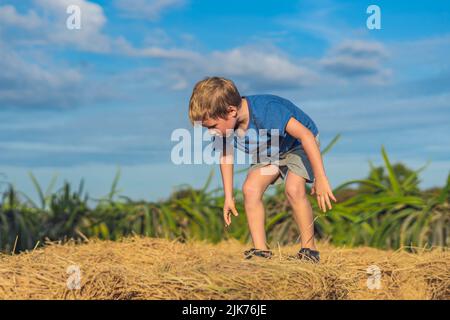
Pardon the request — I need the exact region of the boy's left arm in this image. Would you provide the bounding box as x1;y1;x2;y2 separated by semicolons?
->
285;117;337;212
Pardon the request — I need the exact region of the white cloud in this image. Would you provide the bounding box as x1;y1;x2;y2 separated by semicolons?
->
0;142;110;153
276;1;365;44
209;47;317;86
329;40;388;59
0;1;195;58
0;1;196;109
157;39;393;92
114;0;186;21
0;0;110;52
388;33;450;82
0;38;84;109
0;5;42;29
320;40;392;83
116;37;200;60
142;28;172;46
35;0;111;52
160;44;320;91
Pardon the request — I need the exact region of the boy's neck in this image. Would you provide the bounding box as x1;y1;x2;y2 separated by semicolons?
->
234;97;250;137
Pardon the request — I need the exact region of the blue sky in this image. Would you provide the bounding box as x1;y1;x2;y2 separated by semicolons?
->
0;0;449;203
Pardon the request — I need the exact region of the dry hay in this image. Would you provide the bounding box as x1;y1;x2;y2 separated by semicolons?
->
0;236;448;300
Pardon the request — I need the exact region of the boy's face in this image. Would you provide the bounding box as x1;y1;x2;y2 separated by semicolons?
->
202;106;238;137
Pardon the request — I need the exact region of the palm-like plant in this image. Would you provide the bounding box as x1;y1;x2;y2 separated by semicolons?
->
0;136;448;253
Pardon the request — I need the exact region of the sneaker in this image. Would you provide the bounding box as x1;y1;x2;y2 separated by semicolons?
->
297;248;320;263
244;248;273;259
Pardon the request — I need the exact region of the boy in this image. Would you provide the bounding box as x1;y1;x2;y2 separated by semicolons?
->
188;76;337;263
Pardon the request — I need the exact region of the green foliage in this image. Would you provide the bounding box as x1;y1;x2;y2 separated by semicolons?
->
0;137;448;253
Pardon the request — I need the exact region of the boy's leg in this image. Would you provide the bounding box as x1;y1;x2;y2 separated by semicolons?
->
284;170;317;250
242;164;280;250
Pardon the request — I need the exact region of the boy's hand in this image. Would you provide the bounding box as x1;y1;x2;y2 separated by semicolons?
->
223;196;239;227
310;175;338;213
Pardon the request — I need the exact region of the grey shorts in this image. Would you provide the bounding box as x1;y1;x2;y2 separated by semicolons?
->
248;134;320;185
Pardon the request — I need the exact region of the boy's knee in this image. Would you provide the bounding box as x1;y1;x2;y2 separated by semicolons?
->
242;182;264;200
285;183;307;201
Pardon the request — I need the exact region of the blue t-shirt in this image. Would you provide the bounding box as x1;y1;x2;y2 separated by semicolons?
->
212;94;318;161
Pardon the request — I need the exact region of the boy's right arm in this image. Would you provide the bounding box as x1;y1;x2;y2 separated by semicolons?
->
219;143;239;227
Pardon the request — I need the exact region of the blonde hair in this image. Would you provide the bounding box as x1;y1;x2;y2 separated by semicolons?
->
188;76;242;126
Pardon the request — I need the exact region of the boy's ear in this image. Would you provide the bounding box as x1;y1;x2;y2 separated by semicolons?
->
227;105;238;117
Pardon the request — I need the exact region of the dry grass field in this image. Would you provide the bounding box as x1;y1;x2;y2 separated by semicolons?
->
0;236;448;300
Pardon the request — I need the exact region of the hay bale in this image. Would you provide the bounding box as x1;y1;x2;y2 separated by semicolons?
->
0;236;448;300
